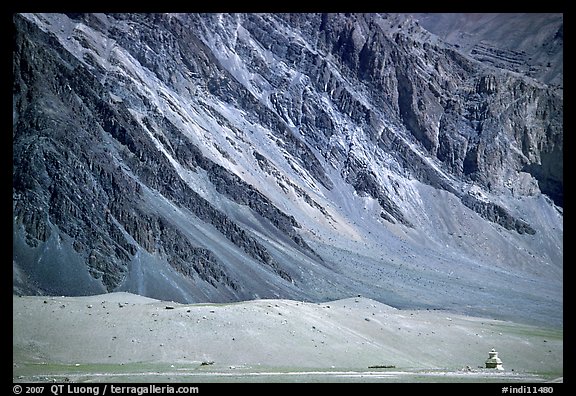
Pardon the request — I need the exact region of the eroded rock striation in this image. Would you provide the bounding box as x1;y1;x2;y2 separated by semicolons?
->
13;13;562;326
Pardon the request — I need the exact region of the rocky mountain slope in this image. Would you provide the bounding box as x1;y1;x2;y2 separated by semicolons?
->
13;13;563;326
409;13;563;89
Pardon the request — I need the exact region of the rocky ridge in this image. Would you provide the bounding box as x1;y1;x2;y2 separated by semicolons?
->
13;13;562;326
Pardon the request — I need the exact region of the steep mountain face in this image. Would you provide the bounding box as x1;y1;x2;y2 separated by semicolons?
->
409;13;563;89
13;13;562;326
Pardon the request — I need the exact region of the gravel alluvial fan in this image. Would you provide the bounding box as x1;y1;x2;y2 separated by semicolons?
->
12;13;562;326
